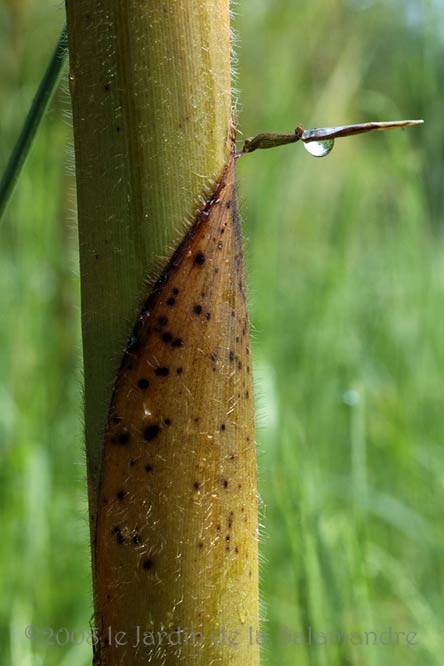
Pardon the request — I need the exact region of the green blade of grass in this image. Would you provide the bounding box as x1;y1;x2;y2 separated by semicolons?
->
0;26;68;221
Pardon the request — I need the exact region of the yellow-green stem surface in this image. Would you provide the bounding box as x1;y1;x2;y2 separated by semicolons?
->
66;1;232;512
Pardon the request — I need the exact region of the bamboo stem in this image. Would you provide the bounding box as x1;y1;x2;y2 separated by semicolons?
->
65;1;232;508
66;2;259;664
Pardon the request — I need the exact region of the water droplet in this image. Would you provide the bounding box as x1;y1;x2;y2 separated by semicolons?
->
303;138;334;158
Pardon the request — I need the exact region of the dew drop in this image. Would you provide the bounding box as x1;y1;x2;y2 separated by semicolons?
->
303;138;334;158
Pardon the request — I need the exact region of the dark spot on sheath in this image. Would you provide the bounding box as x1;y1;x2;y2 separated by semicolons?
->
130;459;136;466
158;316;168;327
162;332;173;343
172;338;184;347
216;524;221;531
138;378;150;389
116;125;121;133
220;424;226;431
235;546;239;553
195;252;205;265
229;350;235;362
193;304;202;315
113;431;130;445
116;490;125;501
142;558;154;570
112;527;125;544
226;535;230;541
222;479;229;489
226;200;231;209
172;288;179;295
155;367;170;376
193;481;200;491
164;418;171;426
112;416;122;424
104;83;111;91
144;424;161;441
177;367;183;375
231;310;235;318
238;361;242;370
210;352;218;363
166;297;175;306
198;542;204;549
145;464;154;473
245;390;250;399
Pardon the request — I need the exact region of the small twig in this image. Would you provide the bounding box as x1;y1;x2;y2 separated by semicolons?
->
238;119;424;156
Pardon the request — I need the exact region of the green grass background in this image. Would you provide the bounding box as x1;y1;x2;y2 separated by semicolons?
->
1;1;442;664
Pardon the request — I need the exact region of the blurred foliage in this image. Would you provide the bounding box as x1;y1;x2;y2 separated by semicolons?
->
1;1;443;665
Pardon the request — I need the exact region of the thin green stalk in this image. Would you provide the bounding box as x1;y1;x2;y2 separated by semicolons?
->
0;26;68;220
